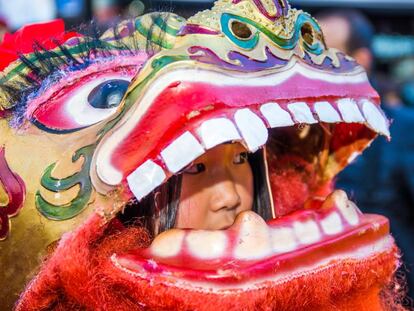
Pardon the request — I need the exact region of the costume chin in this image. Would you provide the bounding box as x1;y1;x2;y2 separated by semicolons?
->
17;215;400;310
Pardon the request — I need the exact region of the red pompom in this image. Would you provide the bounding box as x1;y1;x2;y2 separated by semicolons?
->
0;19;81;71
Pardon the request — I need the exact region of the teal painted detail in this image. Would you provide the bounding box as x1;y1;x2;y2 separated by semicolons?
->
35;144;95;220
220;13;324;55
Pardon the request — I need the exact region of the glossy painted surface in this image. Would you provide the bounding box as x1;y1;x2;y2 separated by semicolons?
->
0;0;397;308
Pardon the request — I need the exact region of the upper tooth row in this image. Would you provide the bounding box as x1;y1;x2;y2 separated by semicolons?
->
127;99;389;200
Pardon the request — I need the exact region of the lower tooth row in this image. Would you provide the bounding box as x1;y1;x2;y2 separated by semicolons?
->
186;230;228;260
320;212;343;235
293;219;321;245
149;197;361;261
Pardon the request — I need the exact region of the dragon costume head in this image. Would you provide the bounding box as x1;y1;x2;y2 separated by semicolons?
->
0;1;402;310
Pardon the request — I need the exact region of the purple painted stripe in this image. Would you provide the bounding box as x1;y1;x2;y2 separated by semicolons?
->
189;46;359;74
276;0;289;17
188;46;288;71
233;0;288;20
303;52;359;73
178;24;220;36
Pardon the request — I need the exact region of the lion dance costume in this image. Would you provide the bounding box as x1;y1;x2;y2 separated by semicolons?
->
0;0;405;310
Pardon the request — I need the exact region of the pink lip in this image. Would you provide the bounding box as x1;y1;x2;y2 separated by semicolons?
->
111;191;392;287
113;212;391;287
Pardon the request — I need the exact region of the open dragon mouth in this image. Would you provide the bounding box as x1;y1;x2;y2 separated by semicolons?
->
109;124;392;291
87;59;396;296
113;194;392;290
0;2;402;309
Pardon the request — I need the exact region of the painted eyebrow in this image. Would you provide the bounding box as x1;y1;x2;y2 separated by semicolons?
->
0;14;175;124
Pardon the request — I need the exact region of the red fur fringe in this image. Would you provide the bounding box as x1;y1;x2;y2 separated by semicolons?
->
16;214;403;311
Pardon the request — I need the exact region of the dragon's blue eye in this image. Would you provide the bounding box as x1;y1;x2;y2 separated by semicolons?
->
88;79;129;109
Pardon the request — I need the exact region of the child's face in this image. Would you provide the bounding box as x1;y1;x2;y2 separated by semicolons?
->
175;143;254;230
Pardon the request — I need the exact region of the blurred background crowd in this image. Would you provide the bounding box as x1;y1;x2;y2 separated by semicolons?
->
1;0;413;303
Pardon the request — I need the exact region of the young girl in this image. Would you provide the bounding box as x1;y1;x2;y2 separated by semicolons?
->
121;142;272;237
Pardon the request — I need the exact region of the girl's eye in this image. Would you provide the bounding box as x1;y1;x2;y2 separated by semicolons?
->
233;152;248;165
184;163;206;175
30;75;133;133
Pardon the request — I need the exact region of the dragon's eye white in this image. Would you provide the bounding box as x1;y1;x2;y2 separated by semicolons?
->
31;74;133;133
66;78;130;127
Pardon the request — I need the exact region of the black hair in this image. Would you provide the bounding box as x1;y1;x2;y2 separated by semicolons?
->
249;148;273;221
118;148;272;237
315;9;374;54
119;173;182;237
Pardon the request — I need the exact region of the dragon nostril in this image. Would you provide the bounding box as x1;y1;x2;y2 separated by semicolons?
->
231;20;253;40
301;23;314;46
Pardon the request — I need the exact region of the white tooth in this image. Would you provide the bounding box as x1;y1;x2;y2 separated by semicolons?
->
234;108;268;152
314;101;342;123
186;230;227;259
160;131;204;173
150;229;185;258
234;212;272;260
260;102;295;127
287;102;318;124
330;190;360;226
293;219;321;245
361;99;390;137
338;200;360;226
337;98;365;123
320;212;343;235
271;227;297;253
197;118;241;150
127;160;166;200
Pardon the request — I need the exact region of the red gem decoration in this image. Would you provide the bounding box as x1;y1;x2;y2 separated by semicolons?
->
0;146;26;240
